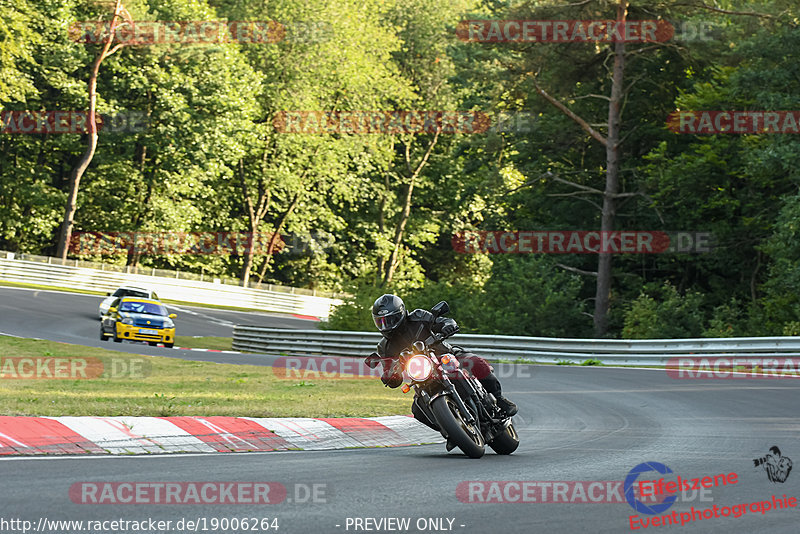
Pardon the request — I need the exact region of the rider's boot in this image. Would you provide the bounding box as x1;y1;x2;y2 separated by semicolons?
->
479;373;518;417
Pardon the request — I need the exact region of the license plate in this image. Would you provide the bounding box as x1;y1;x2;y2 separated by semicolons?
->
138;329;158;335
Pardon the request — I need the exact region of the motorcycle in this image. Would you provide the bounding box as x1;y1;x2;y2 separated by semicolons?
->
366;301;519;459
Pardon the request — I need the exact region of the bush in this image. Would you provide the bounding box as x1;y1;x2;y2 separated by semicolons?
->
322;255;590;337
622;283;706;339
702;298;749;337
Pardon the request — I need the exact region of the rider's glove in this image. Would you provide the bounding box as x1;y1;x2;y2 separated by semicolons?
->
381;373;403;388
440;322;459;338
381;360;403;388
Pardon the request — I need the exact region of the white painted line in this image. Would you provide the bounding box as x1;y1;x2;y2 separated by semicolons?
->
0;332;24;339
167;304;236;327
0;446;425;461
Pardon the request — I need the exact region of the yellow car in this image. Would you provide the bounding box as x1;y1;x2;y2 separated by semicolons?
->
100;297;177;347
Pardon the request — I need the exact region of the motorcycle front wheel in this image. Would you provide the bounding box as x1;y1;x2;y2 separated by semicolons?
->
431;396;485;459
488;421;519;455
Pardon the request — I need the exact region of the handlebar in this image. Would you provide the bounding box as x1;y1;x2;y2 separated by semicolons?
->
423;332;444;347
366;332;448;369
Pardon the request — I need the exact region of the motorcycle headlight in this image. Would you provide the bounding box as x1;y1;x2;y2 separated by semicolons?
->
121;317;133;325
406;354;433;381
163;319;174;328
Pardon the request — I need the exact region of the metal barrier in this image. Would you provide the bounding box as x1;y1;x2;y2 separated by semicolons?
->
0;256;341;319
232;326;800;365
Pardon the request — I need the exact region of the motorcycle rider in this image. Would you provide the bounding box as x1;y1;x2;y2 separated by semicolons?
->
369;294;518;431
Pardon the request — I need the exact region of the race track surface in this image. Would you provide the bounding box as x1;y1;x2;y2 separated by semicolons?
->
0;287;798;533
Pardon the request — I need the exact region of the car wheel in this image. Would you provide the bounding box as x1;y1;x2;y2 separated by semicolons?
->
113;328;122;343
165;343;174;348
99;327;107;341
148;342;158;347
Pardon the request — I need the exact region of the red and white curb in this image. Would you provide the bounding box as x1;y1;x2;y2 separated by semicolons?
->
0;415;443;456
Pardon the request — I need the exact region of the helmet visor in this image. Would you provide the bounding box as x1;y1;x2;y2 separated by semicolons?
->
373;310;403;332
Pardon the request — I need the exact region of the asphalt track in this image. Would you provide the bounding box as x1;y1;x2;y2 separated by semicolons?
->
0;285;312;362
0;286;799;533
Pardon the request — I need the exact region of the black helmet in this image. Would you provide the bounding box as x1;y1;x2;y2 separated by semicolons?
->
372;294;406;333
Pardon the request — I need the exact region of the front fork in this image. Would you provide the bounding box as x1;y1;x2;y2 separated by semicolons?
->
426;375;478;426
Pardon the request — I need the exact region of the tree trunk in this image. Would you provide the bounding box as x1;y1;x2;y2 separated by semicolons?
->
383;177;415;286
376;172;390;281
254;192;300;286
593;0;627;337
55;0;126;261
239;156;271;287
381;131;440;286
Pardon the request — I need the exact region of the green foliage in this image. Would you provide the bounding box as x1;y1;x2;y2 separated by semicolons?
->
325;255;588;337
623;284;706;339
322;279;391;332
703;298;753;338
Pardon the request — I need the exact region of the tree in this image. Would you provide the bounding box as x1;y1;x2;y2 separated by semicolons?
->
55;0;133;260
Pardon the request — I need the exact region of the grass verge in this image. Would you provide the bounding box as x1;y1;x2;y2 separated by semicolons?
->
0;336;408;418
173;336;233;351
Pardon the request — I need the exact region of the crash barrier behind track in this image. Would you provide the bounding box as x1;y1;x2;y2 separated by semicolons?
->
232;326;800;365
0;255;341;320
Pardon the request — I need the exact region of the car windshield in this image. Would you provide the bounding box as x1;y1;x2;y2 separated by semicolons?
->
119;301;167;316
113;288;149;298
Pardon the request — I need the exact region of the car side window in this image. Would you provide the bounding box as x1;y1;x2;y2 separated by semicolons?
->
152;292;159;300
112;289;124;297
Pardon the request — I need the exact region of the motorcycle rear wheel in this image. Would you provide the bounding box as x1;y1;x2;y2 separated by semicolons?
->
488;421;519;455
431;396;485;459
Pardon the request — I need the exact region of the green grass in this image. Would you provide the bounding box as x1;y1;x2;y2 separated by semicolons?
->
0;336;409;417
173;336;233;351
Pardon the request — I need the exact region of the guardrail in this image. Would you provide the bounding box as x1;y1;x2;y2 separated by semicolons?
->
232;326;800;366
0;256;341;319
0;250;341;298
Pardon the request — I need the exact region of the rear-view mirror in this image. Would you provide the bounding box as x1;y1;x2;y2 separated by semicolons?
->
430;301;449;317
168;313;177;319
